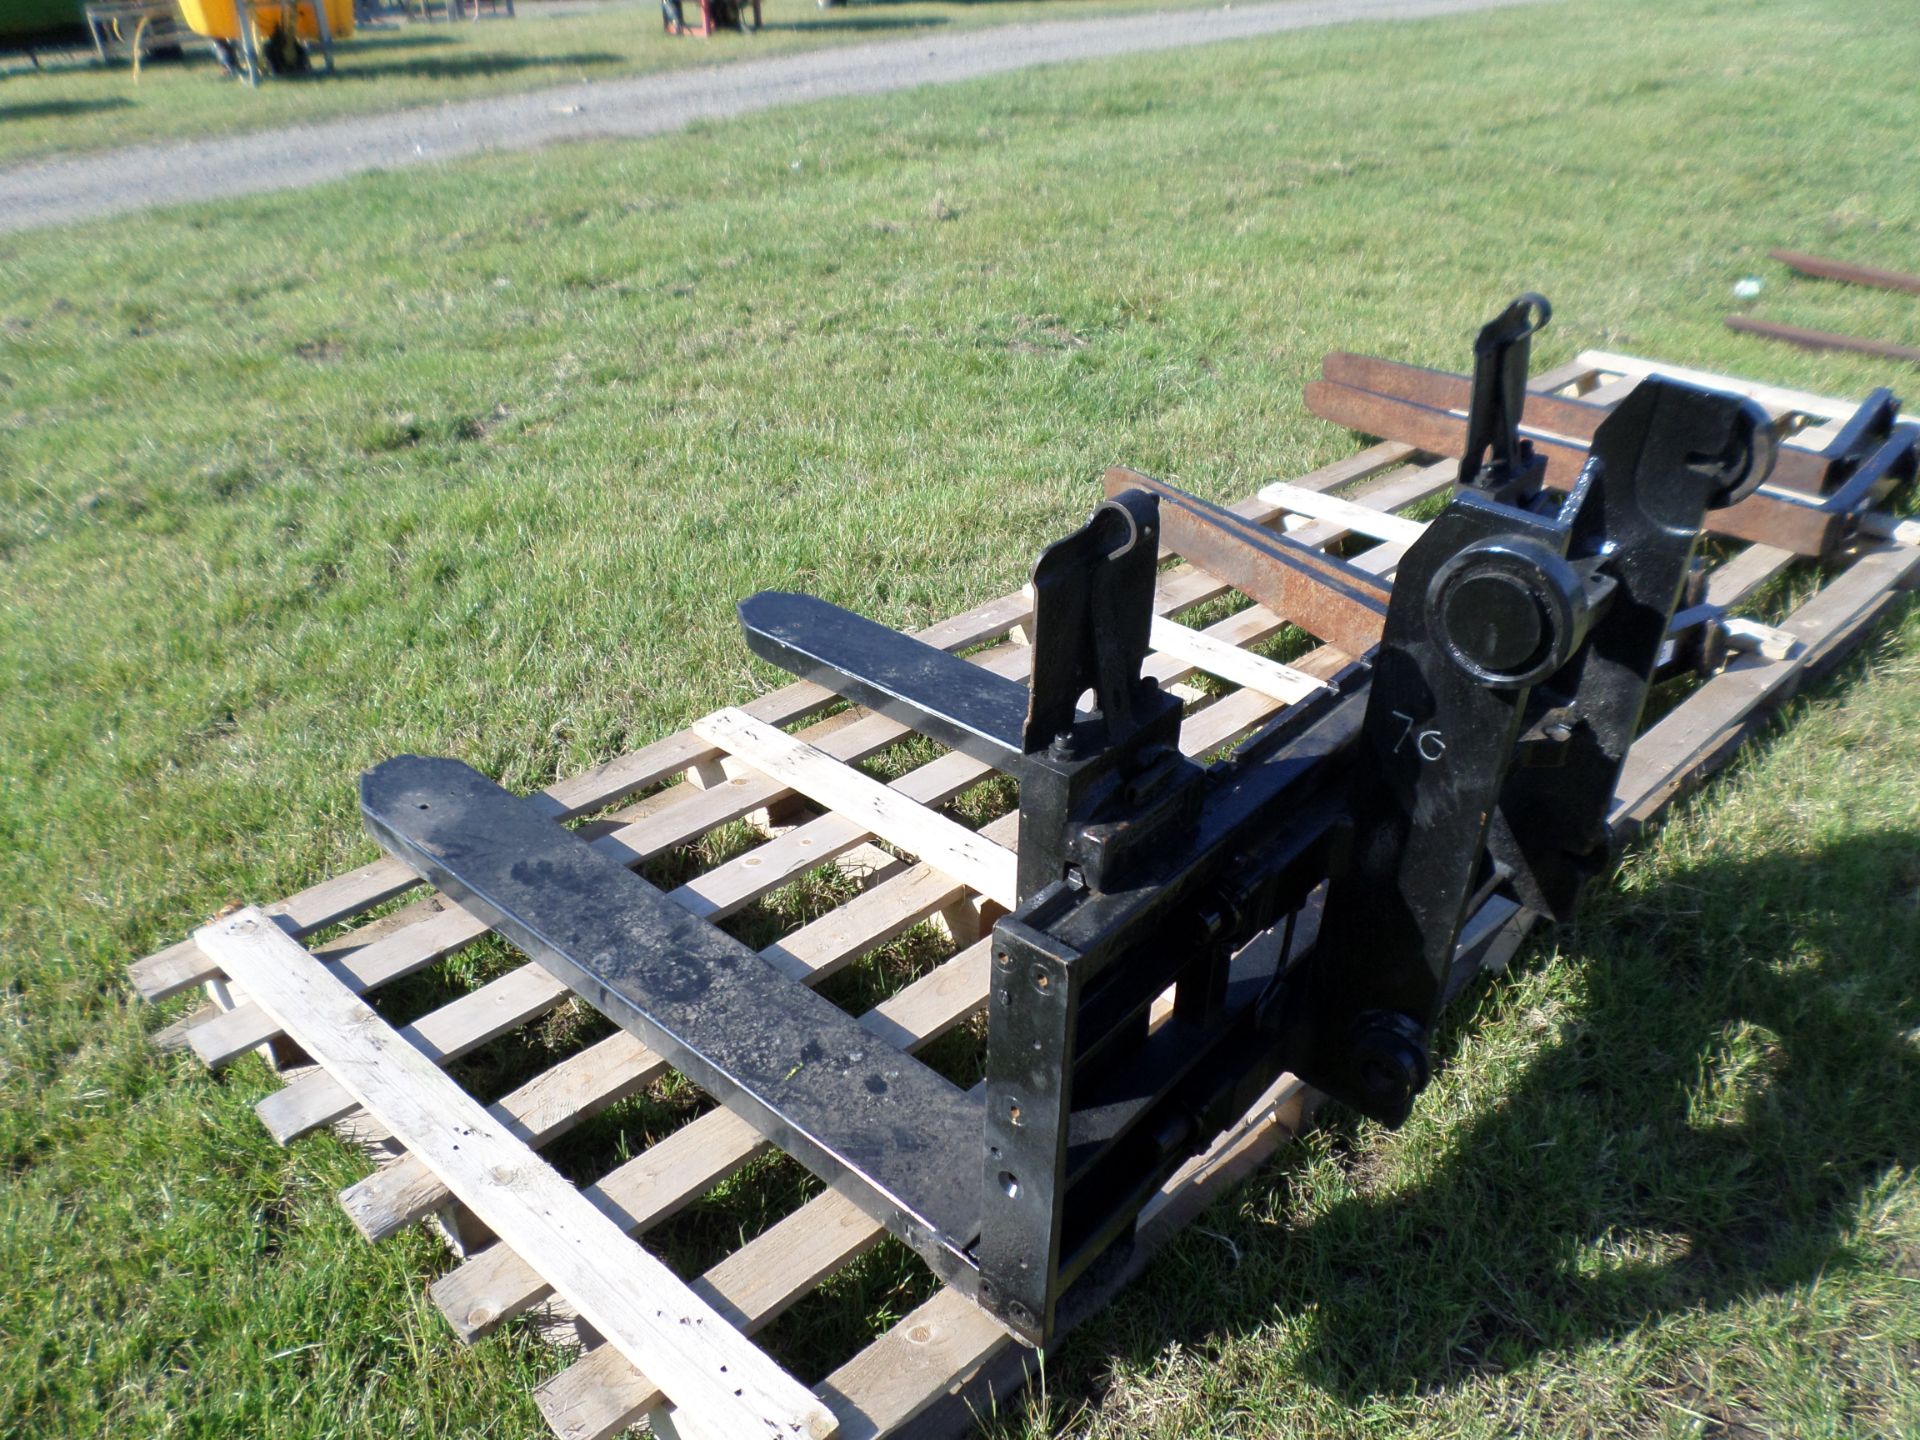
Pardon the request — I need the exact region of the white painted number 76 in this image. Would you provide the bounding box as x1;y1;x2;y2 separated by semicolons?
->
1389;710;1448;762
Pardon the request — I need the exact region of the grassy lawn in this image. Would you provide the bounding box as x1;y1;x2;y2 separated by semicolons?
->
0;0;1236;165
4;0;1919;1435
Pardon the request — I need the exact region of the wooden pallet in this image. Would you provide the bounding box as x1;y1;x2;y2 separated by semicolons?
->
130;352;1919;1440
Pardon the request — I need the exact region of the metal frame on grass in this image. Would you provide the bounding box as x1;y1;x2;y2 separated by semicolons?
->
129;351;1918;1440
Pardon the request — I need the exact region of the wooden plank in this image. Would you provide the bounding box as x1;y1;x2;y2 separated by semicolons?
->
339;1030;657;1242
669;749;996;924
756;860;967;985
815;1290;1010;1440
129;860;418;1002
1279;457;1456;548
1859;511;1920;548
1146;616;1330;704
251;962;574;1141
1574;348;1850;423
693;708;1020;910
1704;542;1795;609
539;1190;895;1440
1612;541;1920;832
1257;479;1429;547
197;909;838;1440
345;861;967;1243
1234;440;1418;519
185;903;490;1068
434;941;996;1347
541;1096;1006;1440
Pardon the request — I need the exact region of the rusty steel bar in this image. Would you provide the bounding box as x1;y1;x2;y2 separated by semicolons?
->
1103;466;1390;658
1321;353;1832;497
1322;352;1617;447
1726;315;1920;367
1770;250;1920;296
1303;380;1844;557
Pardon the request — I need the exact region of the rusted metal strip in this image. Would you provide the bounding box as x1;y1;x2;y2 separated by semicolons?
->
1320;352;1835;496
1770;249;1920;296
1303;380;1844;556
1322;352;1617;444
1726;315;1920;367
1103;467;1390;658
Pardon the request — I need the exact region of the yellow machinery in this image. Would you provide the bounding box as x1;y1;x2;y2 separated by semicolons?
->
177;0;352;44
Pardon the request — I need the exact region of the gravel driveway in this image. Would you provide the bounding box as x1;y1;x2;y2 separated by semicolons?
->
0;0;1548;233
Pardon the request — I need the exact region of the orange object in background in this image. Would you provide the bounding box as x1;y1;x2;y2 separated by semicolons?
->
176;0;353;42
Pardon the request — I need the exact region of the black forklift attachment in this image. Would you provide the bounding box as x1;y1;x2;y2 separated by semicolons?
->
360;299;1776;1349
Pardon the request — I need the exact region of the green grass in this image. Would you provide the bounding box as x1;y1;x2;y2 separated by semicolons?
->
3;0;1919;1435
0;0;1234;165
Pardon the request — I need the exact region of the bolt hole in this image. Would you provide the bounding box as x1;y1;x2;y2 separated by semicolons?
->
1008;1101;1022;1126
1031;967;1052;993
998;1170;1020;1199
995;950;1012;969
416;802;430;810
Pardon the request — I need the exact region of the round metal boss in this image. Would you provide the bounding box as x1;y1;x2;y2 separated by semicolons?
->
1426;536;1588;688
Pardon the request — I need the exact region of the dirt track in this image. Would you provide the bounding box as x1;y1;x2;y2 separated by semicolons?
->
0;0;1548;233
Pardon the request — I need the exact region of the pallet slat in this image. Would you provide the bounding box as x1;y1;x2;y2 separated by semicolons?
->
1613;540;1920;831
693;708;1021;910
346;862;970;1245
435;939;997;1348
195;909;839;1440
1259;479;1429;546
252;961;573;1140
1147;615;1331;703
339;1029;658;1241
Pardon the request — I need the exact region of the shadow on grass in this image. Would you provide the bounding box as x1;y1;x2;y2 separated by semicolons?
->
1049;816;1920;1420
346;30;461;50
756;15;950;30
335;48;623;79
814;0;1053;6
0;97;137;122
